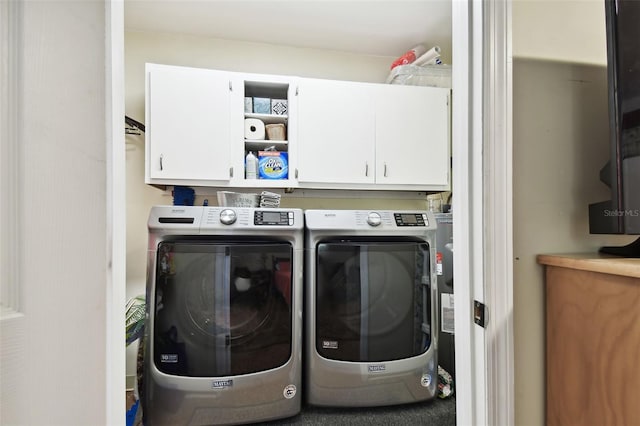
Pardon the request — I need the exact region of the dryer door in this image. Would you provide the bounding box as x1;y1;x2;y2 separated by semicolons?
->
315;238;432;362
153;240;293;377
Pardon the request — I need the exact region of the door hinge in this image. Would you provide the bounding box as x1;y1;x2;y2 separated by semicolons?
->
474;300;487;328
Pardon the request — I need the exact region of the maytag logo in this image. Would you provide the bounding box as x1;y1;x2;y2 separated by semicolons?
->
171;209;186;213
212;379;233;389
323;213;337;217
368;364;386;373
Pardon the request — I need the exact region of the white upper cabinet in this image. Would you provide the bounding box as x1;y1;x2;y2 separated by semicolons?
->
296;78;375;185
146;64;232;184
374;84;450;187
296;77;450;190
146;65;298;188
145;64;451;191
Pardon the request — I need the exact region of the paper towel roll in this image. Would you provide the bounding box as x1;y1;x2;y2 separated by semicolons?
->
244;118;265;140
413;46;441;66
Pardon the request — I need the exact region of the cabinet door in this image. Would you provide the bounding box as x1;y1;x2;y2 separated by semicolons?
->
296;78;375;184
375;85;450;187
146;64;231;182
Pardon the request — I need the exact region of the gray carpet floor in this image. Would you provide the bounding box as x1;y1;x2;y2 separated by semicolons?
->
130;397;456;425
257;397;456;425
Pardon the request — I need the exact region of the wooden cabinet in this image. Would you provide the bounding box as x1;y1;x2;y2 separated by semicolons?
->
537;254;640;426
146;64;232;184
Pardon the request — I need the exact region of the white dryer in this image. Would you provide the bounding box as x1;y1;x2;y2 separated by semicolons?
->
143;206;303;425
304;209;438;407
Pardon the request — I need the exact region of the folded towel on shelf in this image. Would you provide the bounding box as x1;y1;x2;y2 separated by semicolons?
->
260;191;281;208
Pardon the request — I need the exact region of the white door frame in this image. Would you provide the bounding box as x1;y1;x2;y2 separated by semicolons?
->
483;0;514;424
106;1;126;424
452;1;513;425
112;0;516;423
107;1;516;423
452;0;486;423
0;0;514;423
1;0;513;423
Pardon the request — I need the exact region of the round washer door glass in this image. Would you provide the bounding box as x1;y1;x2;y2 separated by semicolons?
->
315;239;432;362
153;240;293;377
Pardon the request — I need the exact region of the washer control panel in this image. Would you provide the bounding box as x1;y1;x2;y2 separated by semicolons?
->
254;210;295;226
394;212;428;226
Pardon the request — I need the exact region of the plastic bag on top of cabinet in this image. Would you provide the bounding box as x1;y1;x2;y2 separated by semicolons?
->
385;64;452;88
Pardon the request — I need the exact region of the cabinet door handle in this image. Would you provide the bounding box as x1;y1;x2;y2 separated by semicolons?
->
365;162;369;177
229;167;233;178
384;163;388;177
160;154;163;171
229;81;232;91
295;168;299;179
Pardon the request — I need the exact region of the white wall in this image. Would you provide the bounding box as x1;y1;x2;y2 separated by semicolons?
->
512;0;606;65
124;30;433;381
512;2;636;425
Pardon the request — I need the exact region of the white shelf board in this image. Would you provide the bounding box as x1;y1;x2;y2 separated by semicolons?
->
244;113;288;124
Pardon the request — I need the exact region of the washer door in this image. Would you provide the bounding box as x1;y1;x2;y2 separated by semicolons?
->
315;238;432;362
153;240;293;377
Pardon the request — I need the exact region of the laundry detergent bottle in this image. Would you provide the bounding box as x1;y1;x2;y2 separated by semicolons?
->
245;151;258;179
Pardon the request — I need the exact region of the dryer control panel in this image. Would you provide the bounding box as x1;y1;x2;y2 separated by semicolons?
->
255;210;295;226
394;213;428;227
305;210;436;232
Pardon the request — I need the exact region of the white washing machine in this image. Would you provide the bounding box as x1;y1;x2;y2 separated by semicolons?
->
143;206;303;425
304;209;438;407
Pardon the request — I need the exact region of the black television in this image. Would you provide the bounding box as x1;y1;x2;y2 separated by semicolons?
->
588;0;640;257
